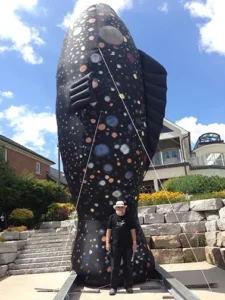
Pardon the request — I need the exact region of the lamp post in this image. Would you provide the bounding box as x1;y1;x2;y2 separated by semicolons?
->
57;143;61;185
0;213;7;229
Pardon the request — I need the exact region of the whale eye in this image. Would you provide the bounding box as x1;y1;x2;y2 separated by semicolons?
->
99;26;124;45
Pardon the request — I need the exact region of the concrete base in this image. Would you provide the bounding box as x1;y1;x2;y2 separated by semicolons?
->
0;272;70;300
0;263;225;299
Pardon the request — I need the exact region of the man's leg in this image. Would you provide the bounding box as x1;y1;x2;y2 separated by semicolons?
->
123;247;133;290
110;246;122;292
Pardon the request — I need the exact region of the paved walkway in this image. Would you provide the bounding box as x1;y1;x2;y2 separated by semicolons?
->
0;272;70;300
0;262;225;300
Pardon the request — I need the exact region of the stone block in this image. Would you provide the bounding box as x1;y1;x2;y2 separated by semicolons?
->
61;220;77;228
217;219;225;231
221;248;225;261
179;233;206;248
219;207;225;219
19;231;30;240
165;211;204;223
156;202;189;214
40;221;61;229
206;220;218;232
0;253;17;265
0;265;8;278
138;215;144;225
144;213;164;224
205;232;218;247
0;242;17;253
183;247;206;263
1;232;19;241
180;221;206;233
190;198;223;211
205;247;225;268
145;236;151;245
151;249;184;264
138;206;156;214
141;223;181;236
205;211;219;221
217;232;225;247
151;235;181;249
223;199;225;205
16;241;26;251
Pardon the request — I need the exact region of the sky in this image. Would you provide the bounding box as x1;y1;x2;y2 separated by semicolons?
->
0;0;224;168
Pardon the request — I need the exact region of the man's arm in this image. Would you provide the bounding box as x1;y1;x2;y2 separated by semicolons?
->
106;215;112;251
130;229;136;244
106;229;112;249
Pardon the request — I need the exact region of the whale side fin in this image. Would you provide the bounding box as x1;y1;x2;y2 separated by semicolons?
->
69;72;97;110
138;49;167;162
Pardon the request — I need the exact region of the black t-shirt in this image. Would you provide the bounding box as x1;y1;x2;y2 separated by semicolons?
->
107;213;136;247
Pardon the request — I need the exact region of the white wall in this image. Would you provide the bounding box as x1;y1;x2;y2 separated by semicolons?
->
190;168;225;177
144;165;188;181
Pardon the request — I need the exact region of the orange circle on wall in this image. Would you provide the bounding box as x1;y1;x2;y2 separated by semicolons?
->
112;132;117;138
80;65;87;72
86;137;92;143
98;124;106;130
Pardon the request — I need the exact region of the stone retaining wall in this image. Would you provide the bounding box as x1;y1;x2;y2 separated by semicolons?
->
138;198;225;234
0;231;30;278
138;198;225;268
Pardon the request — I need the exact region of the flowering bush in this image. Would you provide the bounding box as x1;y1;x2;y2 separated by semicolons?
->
138;191;186;206
43;203;75;221
212;190;225;198
9;208;34;225
4;226;27;232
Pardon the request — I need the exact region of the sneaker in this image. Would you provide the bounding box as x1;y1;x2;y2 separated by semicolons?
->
126;288;133;293
109;289;116;296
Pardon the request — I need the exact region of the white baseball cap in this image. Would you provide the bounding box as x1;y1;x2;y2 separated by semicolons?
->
113;201;127;209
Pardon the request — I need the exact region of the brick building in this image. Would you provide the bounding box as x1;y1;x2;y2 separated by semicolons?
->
0;134;55;180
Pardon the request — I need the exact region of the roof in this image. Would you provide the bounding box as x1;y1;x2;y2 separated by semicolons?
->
48;167;68;186
0;134;55;165
193;132;224;150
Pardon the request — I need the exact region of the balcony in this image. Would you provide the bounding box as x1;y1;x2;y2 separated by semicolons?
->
149;149;183;168
190;152;225;169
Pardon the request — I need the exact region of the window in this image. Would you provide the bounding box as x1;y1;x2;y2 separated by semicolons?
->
36;162;41;174
152;152;162;166
162;149;181;165
201;153;225;166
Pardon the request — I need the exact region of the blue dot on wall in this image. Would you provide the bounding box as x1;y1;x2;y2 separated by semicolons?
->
125;171;133;180
106;115;119;127
103;164;113;173
94;144;110;157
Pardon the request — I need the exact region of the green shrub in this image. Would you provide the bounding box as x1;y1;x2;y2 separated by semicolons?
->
4;226;27;232
0;152;71;226
43;203;75;222
0;236;5;242
164;175;225;194
9;208;34;225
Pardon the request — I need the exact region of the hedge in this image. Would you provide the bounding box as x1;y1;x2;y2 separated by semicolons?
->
0;147;71;225
163;175;225;194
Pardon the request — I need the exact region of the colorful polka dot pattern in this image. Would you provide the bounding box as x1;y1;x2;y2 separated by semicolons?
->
56;3;155;286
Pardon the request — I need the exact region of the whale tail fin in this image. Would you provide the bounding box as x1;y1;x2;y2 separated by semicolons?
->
138;50;167;164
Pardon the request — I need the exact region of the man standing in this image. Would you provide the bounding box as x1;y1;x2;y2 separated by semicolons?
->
106;201;137;296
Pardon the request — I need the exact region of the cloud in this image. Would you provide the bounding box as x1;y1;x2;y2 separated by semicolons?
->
184;0;225;56
176;116;225;145
59;0;133;29
0;105;57;157
0;90;14;104
0;91;14;98
158;2;169;13
0;0;45;64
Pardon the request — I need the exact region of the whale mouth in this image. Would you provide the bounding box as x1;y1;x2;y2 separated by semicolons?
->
69;72;98;110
